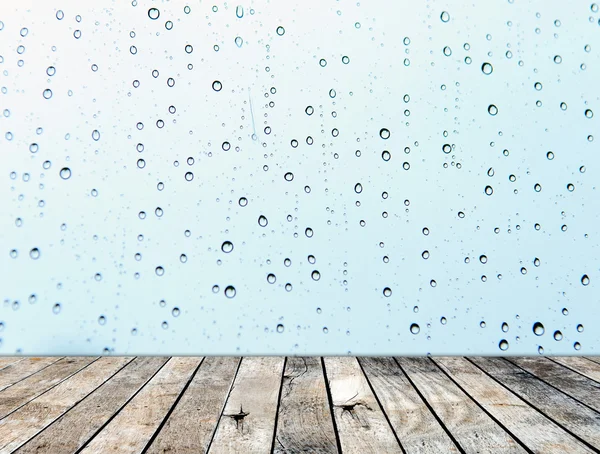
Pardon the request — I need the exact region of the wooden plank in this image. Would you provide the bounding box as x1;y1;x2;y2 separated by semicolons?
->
273;357;338;453
359;357;459;453
471;357;600;450
0;357;133;453
146;357;241;454
509;357;600;413
434;357;594;453
0;358;23;372
0;357;96;419
16;357;168;454
396;357;525;453
584;357;600;366
0;358;62;391
550;357;600;383
208;357;285;454
79;357;201;453
323;357;401;453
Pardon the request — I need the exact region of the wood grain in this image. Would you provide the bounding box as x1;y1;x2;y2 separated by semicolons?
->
146;357;241;454
396;357;525;453
550;357;600;383
509;357;600;413
0;358;62;391
0;357;96;419
323;357;401;453
79;357;201;453
273;357;338;453
471;357;600;450
0;358;23;372
434;357;594;453
16;357;168;454
0;357;132;453
208;357;285;454
359;357;459;453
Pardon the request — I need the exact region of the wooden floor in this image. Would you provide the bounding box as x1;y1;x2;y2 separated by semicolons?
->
0;357;600;453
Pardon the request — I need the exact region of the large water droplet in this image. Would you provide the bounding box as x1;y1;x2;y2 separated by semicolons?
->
533;322;545;336
148;8;160;19
59;167;71;179
481;62;493;75
440;11;450;22
212;80;222;92
224;285;236;298
258;215;268;227
410;323;420;334
581;274;590;286
221;241;234;253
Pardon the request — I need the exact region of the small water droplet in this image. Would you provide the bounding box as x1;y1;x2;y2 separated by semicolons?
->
224;285;236;298
59;167;71;180
440;11;450;22
481;62;493;75
410;323;420;334
499;339;509;351
581;274;590;286
276;26;285;36
212;80;222;92
148;8;160;19
258;215;268;227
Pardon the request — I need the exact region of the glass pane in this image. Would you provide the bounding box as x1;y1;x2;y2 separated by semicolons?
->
1;0;597;355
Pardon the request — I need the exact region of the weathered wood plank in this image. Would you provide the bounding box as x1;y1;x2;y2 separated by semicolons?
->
0;358;62;392
550;357;600;383
208;357;285;454
0;357;96;419
584;357;600;366
434;357;594;453
323;357;400;453
16;357;168;454
146;357;241;454
471;357;600;450
273;357;338;453
0;358;23;372
359;357;459;453
0;357;133;453
79;357;201;453
509;357;600;413
396;357;525;453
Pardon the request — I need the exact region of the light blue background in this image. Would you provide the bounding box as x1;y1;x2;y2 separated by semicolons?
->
1;0;598;355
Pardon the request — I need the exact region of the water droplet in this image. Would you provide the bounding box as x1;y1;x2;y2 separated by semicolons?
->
422;250;430;259
258;215;268;227
481;62;493;75
267;273;276;284
59;167;71;180
581;274;590;286
224;285;236;298
443;46;452;56
284;172;294;182
311;270;321;281
380;128;390;139
43;89;53;99
480;321;486;328
212;80;222;92
577;324;584;333
585;109;594;118
533;322;545;336
342;56;350;64
501;322;509;332
221;241;234;253
440;11;450;22
484;185;493;196
56;10;64;20
554;55;562;64
305;106;314;115
172;307;180;317
276;26;285;36
155;266;164;276
553;330;563;341
239;197;248;207
382;150;391;161
499;339;509;351
410;323;420;334
354;183;363;194
92;130;100;141
574;342;581;351
234;36;243;48
319;58;327;67
236;5;244;18
53;303;61;314
383;287;392;297
488;104;498;116
276;323;284;333
29;248;40;259
148;8;160;19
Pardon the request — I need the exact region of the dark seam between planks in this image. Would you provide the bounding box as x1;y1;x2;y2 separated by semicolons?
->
269;356;288;454
503;357;600;416
465;358;600;454
204;356;243;453
73;357;172;454
546;357;600;385
0;357;101;422
356;358;406;454
13;357;138;452
141;357;206;454
428;357;535;454
320;357;343;454
392;357;465;454
0;357;65;393
0;358;25;373
584;357;600;366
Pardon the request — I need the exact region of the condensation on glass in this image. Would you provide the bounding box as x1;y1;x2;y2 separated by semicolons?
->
0;0;598;355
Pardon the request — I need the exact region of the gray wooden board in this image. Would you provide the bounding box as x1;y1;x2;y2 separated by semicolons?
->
359;357;459;453
434;357;594;453
0;358;62;392
0;357;96;419
471;357;600;450
79;357;201;453
273;357;339;453
323;357;401;453
146;356;241;454
396;357;525;453
208;357;285;454
16;357;168;454
509;357;600;413
0;357;133;454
